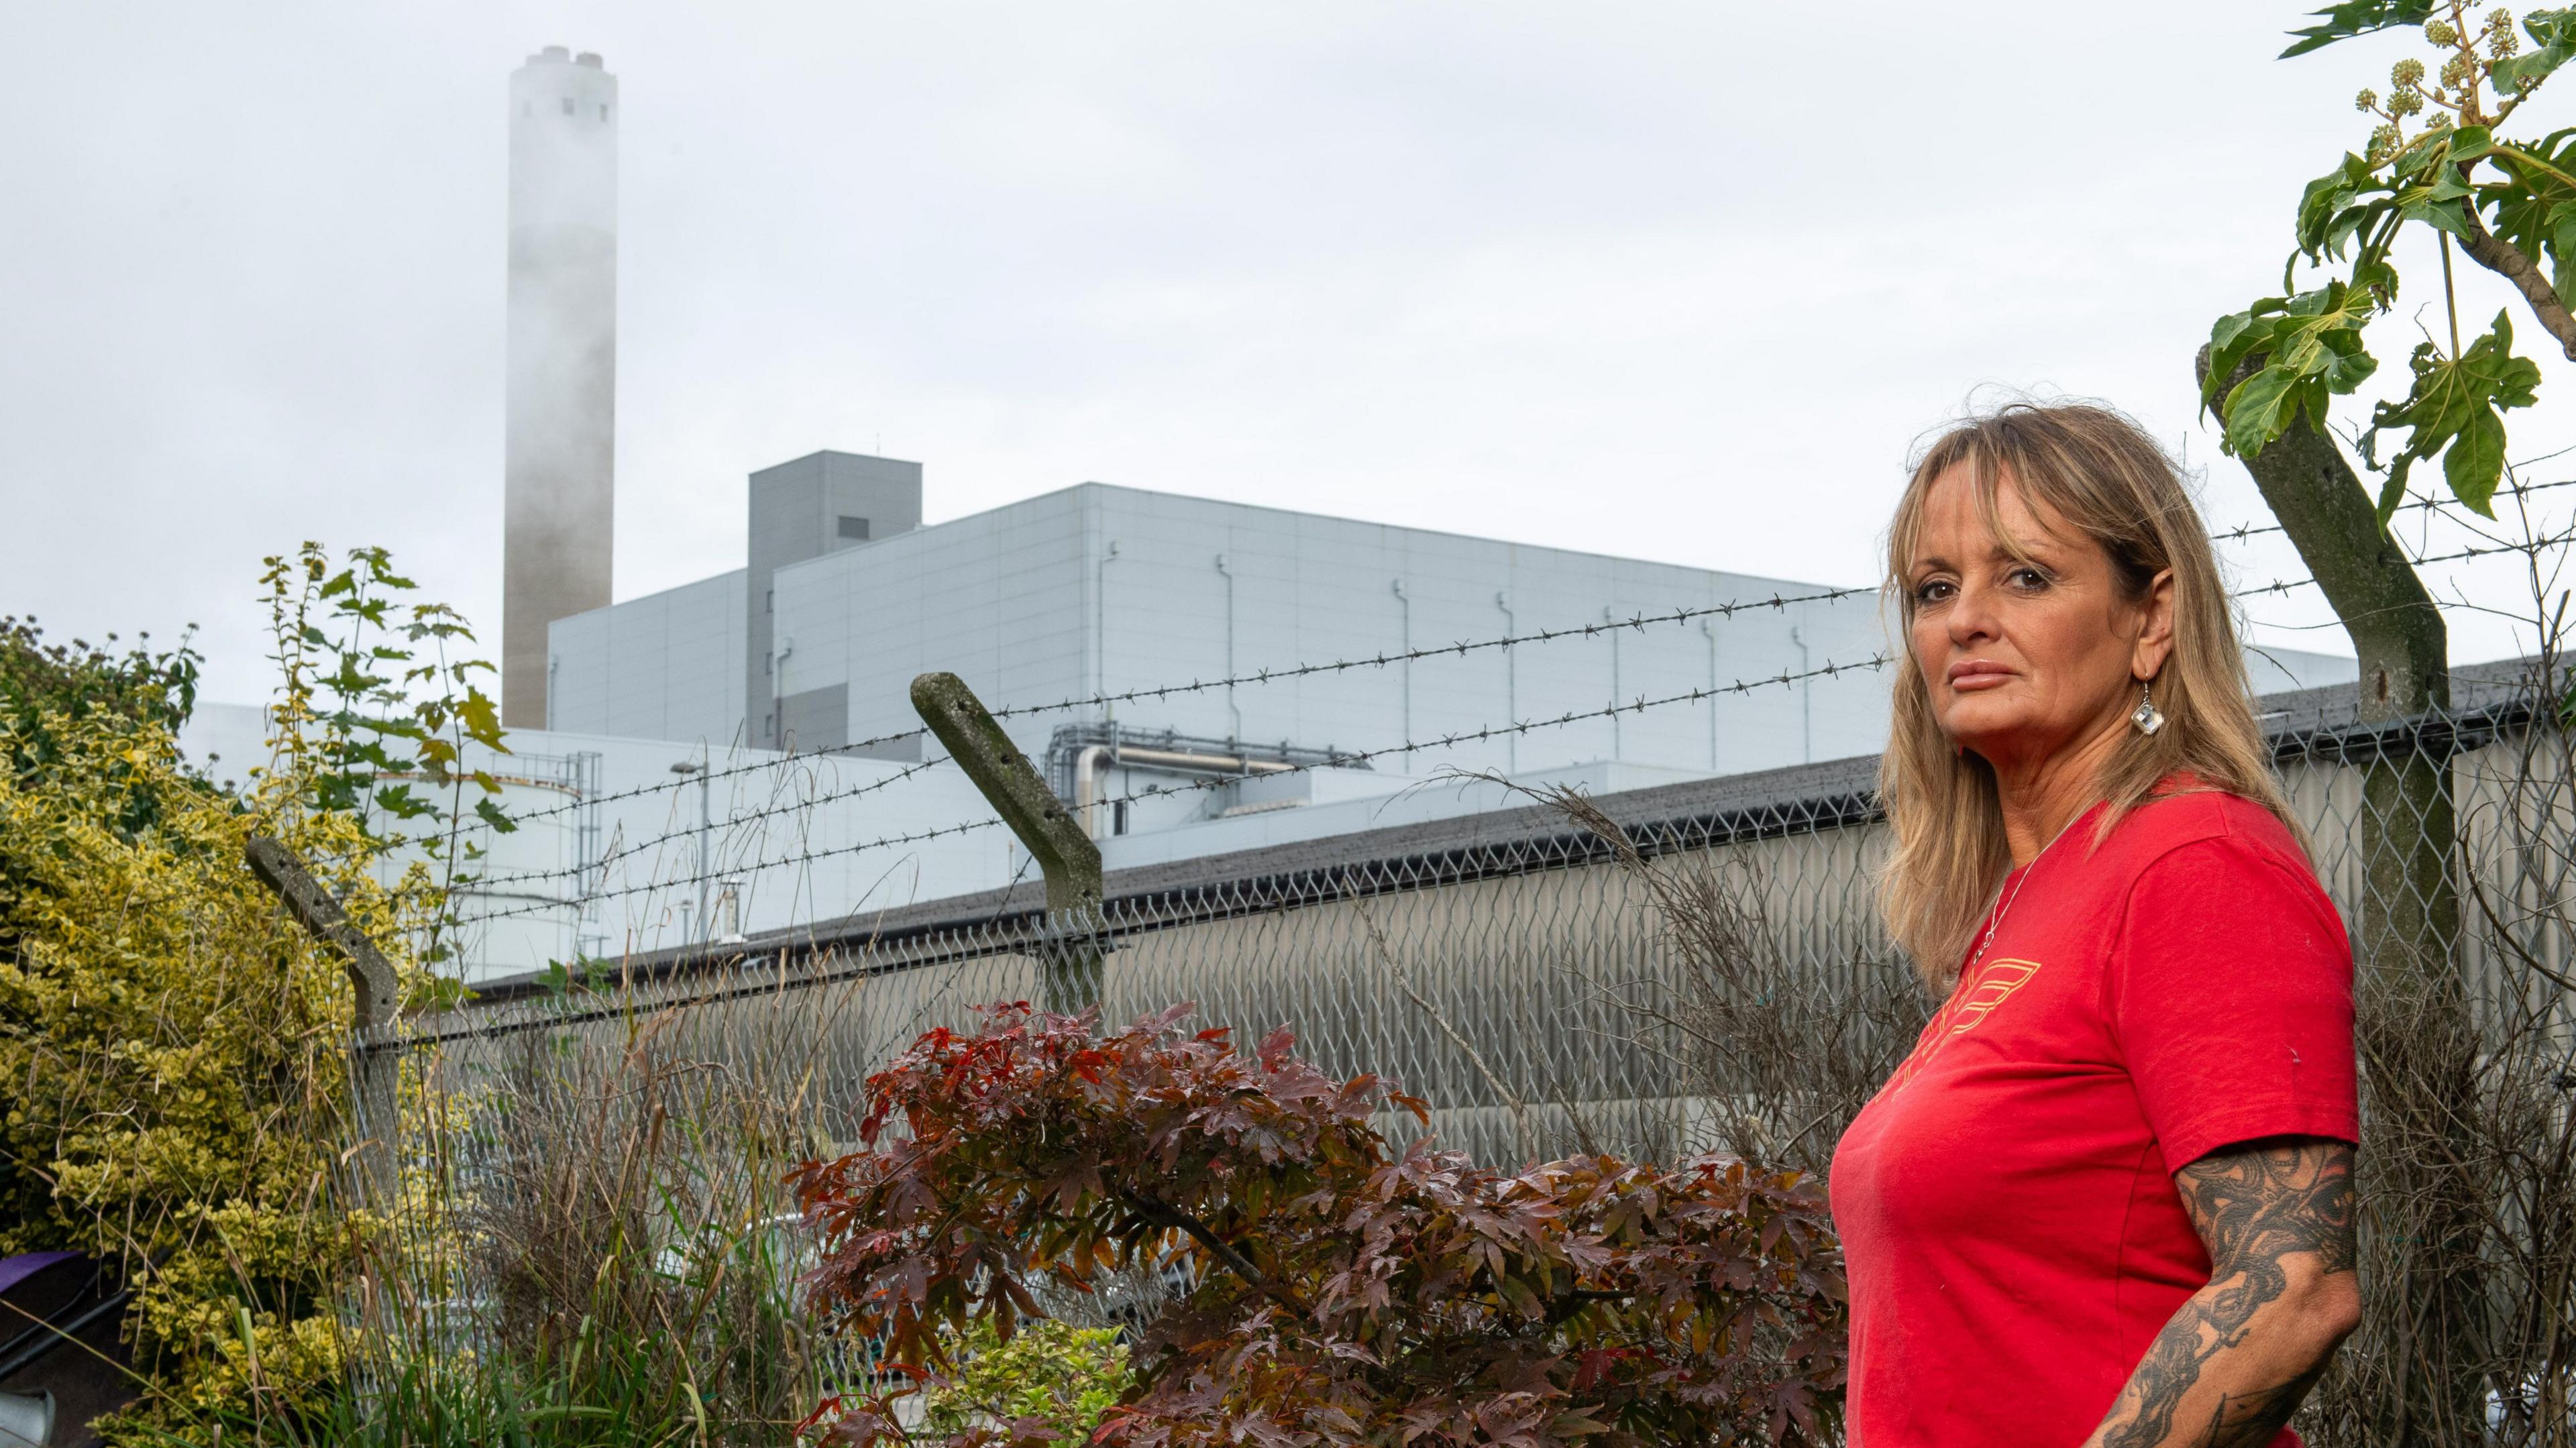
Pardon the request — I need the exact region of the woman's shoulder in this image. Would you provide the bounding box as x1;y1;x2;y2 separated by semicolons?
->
2100;777;2310;877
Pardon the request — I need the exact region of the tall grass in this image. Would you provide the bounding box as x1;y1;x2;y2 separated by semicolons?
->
209;964;894;1447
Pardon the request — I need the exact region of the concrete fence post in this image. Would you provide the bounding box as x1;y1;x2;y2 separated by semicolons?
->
910;672;1107;1015
246;836;400;1205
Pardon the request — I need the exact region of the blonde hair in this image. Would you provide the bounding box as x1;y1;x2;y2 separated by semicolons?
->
1878;401;2299;985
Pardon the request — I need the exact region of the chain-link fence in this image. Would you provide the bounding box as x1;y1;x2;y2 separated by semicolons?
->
374;657;2576;1443
394;664;2544;1131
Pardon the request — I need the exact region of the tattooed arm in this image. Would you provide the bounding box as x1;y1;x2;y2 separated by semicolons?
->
2080;1137;2362;1448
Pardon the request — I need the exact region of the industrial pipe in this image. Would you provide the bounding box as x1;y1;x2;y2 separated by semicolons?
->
1075;742;1297;838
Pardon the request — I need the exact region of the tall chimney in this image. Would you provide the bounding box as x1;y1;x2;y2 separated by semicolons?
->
502;46;619;728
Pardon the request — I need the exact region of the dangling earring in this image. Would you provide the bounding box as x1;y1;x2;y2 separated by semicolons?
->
2130;679;2165;736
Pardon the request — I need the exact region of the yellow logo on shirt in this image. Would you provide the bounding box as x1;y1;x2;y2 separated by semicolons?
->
1947;958;2042;1033
1876;957;2045;1098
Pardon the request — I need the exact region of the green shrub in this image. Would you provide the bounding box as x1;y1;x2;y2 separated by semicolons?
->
923;1319;1132;1447
0;544;503;1441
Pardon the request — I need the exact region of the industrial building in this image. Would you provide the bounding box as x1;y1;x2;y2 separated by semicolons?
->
165;49;2362;985
547;450;2357;810
545;450;1910;805
177;447;2358;984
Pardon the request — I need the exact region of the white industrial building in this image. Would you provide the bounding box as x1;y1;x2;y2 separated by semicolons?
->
180;450;2358;983
170;48;2347;985
549;451;2354;791
547;451;1909;785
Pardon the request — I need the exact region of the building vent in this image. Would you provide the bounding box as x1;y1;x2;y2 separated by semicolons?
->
837;515;871;541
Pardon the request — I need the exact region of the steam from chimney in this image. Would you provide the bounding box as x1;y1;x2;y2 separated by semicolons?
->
502;46;618;728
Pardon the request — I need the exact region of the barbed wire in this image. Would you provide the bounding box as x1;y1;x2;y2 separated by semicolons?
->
458;649;1892;928
487;496;2573;833
2235;575;2319;600
475;753;957;889
2209;475;2576;545
462;817;1012;927
498;729;935;826
1077;653;1898;821
472;635;1877;899
474;589;1894;890
2231;539;2560;602
977;586;1876;720
494;583;1876;827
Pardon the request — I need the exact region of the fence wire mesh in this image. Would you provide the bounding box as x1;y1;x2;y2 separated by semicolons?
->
369;659;2576;1443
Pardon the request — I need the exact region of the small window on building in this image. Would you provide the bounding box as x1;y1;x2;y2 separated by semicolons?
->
763;653;772;676
837;515;871;541
765;588;773;614
561;96;575;116
599;103;610;121
1113;799;1130;836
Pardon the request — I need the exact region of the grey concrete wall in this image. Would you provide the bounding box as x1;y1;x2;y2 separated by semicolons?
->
502;48;619;728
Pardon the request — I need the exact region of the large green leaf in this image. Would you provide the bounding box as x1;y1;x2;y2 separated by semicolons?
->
2482;127;2576;307
2296;153;2390;266
2365;311;2544;518
2204;276;2385;458
2395;168;2479;237
2282;0;2438;56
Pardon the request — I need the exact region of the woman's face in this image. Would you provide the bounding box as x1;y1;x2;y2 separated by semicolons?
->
1905;464;2174;774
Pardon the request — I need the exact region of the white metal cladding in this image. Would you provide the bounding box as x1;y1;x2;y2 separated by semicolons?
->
551;475;2357;790
774;486;1091;765
765;481;1897;783
546;569;746;746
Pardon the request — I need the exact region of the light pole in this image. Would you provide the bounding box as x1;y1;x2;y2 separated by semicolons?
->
1701;616;1721;773
1604;605;1623;761
1493;591;1516;775
669;760;710;944
1788;624;1813;764
1215;554;1240;744
1391;578;1412;744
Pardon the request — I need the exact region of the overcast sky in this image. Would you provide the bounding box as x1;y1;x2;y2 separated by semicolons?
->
7;1;2571;708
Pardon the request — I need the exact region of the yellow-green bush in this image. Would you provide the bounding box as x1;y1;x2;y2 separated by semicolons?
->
0;545;502;1440
922;1319;1133;1447
0;680;361;1427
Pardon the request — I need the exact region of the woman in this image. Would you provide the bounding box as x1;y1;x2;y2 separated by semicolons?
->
1829;403;2362;1448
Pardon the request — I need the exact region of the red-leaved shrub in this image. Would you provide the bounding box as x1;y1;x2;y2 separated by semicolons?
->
791;1003;1845;1447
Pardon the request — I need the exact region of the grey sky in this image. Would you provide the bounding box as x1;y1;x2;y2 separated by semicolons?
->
4;2;2563;707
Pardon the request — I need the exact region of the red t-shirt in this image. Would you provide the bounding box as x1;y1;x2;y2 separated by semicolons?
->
1829;788;2357;1447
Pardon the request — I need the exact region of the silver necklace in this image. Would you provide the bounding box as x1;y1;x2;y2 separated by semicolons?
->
1966;810;2086;973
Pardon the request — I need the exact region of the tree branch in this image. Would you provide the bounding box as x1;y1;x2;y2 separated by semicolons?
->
1544;1286;1630;1326
1110;1186;1311;1317
2194;346;2448;722
2456;200;2576;361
